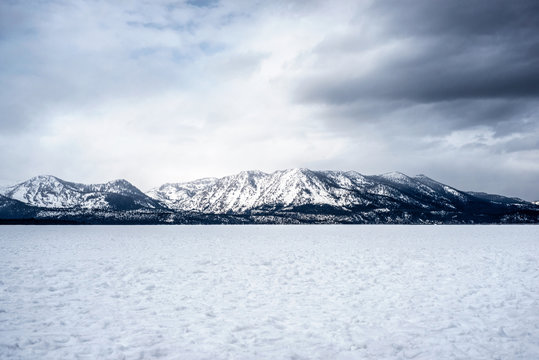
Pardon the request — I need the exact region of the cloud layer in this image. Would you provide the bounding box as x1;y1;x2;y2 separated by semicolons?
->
1;0;538;199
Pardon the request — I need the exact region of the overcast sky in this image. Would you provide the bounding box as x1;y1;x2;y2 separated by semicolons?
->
1;0;538;200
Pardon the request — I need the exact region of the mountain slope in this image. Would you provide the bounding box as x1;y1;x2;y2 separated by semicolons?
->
0;195;38;219
0;175;162;211
148;169;377;213
467;191;529;205
147;169;537;222
148;169;444;214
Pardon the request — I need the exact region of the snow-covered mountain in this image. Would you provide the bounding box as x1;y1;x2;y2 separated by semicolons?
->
1;170;537;224
467;192;528;205
0;175;161;211
147;169;482;214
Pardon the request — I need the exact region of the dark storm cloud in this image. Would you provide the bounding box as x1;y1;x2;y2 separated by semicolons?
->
300;55;539;104
297;0;539;107
372;0;539;37
305;98;538;138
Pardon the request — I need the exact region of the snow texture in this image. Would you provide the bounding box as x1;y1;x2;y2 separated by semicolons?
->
1;225;538;359
0;175;158;210
146;168;475;214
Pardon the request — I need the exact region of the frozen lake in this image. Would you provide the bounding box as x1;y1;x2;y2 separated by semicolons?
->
1;225;538;359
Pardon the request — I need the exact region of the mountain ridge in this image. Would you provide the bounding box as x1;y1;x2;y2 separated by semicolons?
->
1;169;538;224
0;175;162;211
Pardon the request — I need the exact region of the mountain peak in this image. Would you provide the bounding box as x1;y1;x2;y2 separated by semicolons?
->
238;170;267;178
108;178;130;184
27;174;63;183
279;168;313;177
289;167;311;173
378;171;411;182
1;175;159;210
105;179;136;189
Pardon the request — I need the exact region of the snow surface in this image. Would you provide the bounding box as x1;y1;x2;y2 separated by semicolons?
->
1;225;538;359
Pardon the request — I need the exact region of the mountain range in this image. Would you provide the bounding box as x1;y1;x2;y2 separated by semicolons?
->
1;169;537;224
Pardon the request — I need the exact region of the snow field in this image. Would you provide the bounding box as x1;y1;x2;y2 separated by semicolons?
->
0;225;538;359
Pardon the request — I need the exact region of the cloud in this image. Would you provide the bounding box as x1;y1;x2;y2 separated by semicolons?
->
0;0;538;200
283;0;539;200
295;1;539;104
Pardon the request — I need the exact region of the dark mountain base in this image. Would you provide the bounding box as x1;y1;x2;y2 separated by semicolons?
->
0;218;82;225
2;208;537;225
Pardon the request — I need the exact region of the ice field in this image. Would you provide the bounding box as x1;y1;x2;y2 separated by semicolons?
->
1;225;538;359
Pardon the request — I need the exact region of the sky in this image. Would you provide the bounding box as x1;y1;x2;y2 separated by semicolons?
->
1;0;538;200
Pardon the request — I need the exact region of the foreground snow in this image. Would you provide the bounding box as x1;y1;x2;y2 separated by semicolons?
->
0;225;538;359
